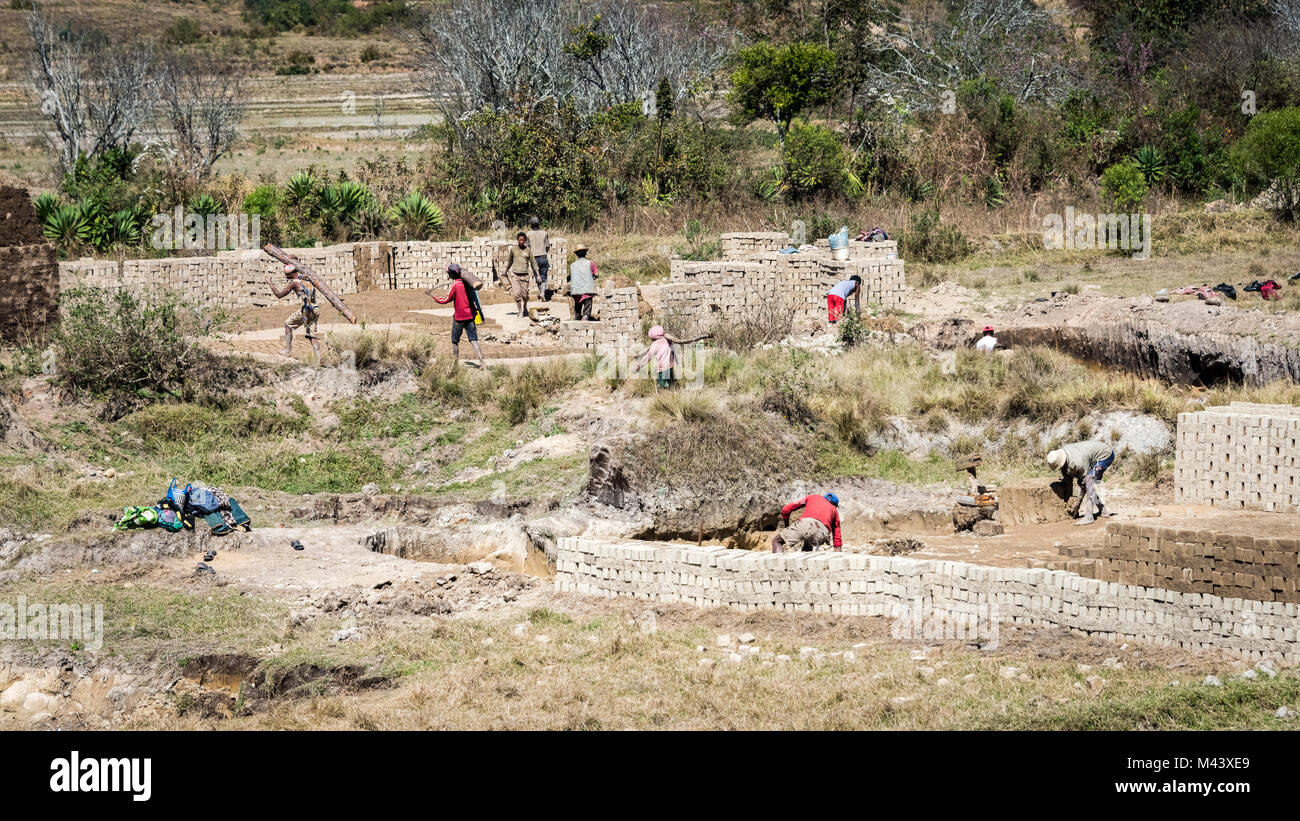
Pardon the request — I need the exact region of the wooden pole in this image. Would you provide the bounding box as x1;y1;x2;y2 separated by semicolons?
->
263;243;356;324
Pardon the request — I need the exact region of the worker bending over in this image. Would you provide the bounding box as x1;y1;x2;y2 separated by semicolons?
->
1046;439;1115;525
773;492;843;552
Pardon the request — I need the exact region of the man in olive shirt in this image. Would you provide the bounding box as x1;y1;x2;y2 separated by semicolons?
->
504;231;539;317
1046;439;1116;525
525;216;551;301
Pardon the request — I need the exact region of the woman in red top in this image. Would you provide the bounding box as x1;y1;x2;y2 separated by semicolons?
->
425;263;486;368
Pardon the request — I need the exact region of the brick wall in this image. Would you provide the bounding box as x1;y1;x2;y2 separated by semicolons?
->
57;236;569;312
556;287;641;351
555;537;1300;662
1175;403;1300;513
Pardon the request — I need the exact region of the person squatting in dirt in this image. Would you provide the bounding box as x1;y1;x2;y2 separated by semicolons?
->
266;262;322;363
425;263;486;368
773;493;843;552
826;274;861;323
1047;439;1116;525
633;325;713;389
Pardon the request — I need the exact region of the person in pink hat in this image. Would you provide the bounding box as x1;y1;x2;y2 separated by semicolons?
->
633;325;712;389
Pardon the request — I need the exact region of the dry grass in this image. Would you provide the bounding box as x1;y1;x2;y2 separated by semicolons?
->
91;593;1298;731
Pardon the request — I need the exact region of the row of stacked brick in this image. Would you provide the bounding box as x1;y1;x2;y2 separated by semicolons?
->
1175;403;1300;513
57;237;571;312
555;537;1300;661
1058;516;1300;603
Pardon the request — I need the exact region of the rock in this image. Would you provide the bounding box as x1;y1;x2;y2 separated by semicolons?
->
798;646;818;659
637;611;657;635
1102;657;1119;668
728;653;744;664
467;561;494;575
512;622;529;636
716;634;731;648
936;677;951;686
361;483;380;496
775;654;791;664
535;635;550;644
890;696;914;706
1240;669;1258;680
28;712;53;725
22;691;54;714
1257;661;1278;678
481;638;494;647
843;651;857;663
329;626;361;643
1204;675;1222;687
699;658;714;668
1077;663;1093;673
737;632;755;644
917;666;935;679
999;666;1020;679
971;519;1004;537
1275;706;1296;719
1;680;31;712
1086;675;1106;692
963;673;977;682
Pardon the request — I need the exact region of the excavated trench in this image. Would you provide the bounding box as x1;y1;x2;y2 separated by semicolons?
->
915;305;1300;387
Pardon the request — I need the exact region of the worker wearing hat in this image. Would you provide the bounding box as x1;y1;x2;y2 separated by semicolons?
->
773;492;843;552
567;243;599;321
975;325;997;354
1047;440;1116;525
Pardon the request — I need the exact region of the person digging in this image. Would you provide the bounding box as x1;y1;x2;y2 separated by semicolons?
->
1046;439;1116;525
772;493;843;553
425;263;486;368
266;262;322;364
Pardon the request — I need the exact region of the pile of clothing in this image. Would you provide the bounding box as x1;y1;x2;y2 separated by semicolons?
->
854;227;889;242
1244;279;1284;300
1173;284;1236;303
114;479;252;536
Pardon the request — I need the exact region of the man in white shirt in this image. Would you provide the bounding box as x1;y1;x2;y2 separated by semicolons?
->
975;325;997;354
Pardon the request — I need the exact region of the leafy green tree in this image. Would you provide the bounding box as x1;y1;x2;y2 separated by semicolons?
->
729;42;837;154
1232;106;1300;221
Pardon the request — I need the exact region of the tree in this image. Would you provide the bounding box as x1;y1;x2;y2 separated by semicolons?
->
729;42;837;153
412;0;730;118
157;51;247;193
25;7;156;174
1232;106;1300;221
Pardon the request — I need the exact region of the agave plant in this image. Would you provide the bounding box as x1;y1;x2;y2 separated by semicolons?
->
1134;145;1167;187
354;203;387;239
188;193;220;217
107;204;150;247
283;170;319;212
33;192;59;225
388;192;444;240
42;203;90;253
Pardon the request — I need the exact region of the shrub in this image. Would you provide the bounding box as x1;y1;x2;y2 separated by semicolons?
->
835;311;869;348
387;192;444;240
782;120;851;198
166;17;202;45
48;287;230;413
900;209;971;263
1100;159;1149;211
710;301;795;352
1232;106;1300;222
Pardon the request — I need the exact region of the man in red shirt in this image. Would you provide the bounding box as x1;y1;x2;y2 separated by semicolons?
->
772;492;842;552
425;263;485;368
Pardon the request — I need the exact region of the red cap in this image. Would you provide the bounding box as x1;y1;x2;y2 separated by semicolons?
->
983;326;994;333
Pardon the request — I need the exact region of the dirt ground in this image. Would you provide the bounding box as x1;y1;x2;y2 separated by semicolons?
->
220;286;582;361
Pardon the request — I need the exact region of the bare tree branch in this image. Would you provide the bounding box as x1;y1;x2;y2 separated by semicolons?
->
26;6;156;173
157;51;246;187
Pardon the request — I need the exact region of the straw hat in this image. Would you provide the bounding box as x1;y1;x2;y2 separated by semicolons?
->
1046;449;1066;470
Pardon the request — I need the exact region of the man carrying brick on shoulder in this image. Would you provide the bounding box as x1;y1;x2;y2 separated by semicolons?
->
1046;439;1116;525
773;492;843;553
425;263;486;368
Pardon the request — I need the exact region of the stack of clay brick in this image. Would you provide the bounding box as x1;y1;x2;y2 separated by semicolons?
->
719;232;792;258
1175;403;1300;513
557;287;641;351
1058;515;1300;604
555;536;1300;661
